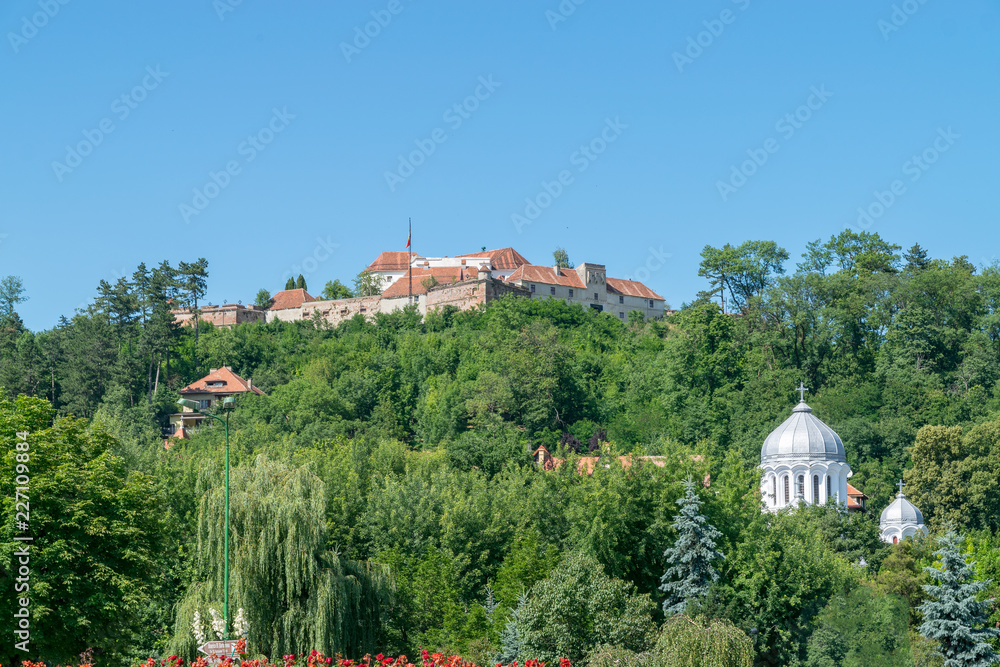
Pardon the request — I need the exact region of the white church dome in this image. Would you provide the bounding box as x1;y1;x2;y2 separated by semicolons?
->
880;491;924;527
760;401;847;465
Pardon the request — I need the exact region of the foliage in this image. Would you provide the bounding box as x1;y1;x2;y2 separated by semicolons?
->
654;615;753;667
660;478;724;615
918;531;1000;667
354;271;384;297
804;586;913;667
322;280;354;300
517;552;657;663
256;289;273;309
0;394;166;667
553;248;573;269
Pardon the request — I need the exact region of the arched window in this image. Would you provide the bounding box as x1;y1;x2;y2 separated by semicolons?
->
826;475;831;503
783;475;790;506
796;475;805;499
771;476;777;506
813;475;820;504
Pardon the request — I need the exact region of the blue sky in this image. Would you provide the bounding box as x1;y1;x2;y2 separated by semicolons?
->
2;1;998;330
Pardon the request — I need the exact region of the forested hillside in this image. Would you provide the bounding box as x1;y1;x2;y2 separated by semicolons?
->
2;230;999;666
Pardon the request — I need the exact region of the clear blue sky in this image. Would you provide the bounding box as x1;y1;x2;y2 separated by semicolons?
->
2;1;997;330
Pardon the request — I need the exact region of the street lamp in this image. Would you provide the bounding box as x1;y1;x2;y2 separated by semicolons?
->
178;395;236;639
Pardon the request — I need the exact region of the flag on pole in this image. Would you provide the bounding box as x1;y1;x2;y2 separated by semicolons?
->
405;232;410;248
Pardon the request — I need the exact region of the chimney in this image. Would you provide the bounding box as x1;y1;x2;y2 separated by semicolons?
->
210;368;218;374
248;378;252;392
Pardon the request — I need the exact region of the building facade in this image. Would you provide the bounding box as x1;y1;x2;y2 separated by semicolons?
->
760;390;865;512
168;366;263;439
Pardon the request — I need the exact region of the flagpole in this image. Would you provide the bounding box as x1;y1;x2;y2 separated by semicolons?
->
408;217;412;305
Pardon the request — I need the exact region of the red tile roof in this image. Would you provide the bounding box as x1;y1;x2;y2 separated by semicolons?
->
179;366;263;395
846;482;867;510
382;267;473;298
366;251;422;272
508;265;587;288
606;277;665;301
456;247;530;270
269;288;314;311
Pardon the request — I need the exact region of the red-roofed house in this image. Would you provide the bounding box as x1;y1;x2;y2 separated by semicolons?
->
365;251;424;291
267;288;315;322
364;247;531;292
455;247;531;276
508;262;667;320
168;366;263;439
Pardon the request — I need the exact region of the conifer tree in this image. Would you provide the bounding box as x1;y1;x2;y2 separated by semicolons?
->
660;478;724;615
918;530;1000;667
285;277;295;290
296;274;307;290
495;590;528;664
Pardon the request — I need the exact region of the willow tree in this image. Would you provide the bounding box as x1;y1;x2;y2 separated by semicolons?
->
170;455;392;658
655;616;753;667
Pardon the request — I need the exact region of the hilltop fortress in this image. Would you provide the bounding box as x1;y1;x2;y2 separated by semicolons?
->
173;247;668;328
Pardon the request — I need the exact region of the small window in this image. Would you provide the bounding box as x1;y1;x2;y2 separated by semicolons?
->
813;475;820;504
619;295;624;304
796;475;805;499
594;292;598;300
772;476;777;506
783;475;790;506
530;284;535;293
568;289;574;297
649;299;654;308
199;399;210;409
550;286;555;295
618;312;624;319
827;475;832;502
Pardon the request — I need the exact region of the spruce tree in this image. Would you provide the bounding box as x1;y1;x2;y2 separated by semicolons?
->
285;276;295;290
918;530;1000;667
296;274;307;290
660;478;724;615
495;591;528;664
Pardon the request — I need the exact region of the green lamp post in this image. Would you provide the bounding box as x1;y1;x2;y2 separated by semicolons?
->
178;395;236;639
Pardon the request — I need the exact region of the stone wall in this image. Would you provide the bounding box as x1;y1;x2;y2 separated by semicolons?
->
173;304;267;328
426;277;530;311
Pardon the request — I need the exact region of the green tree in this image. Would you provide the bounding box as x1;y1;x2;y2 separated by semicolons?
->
296;274;307;290
660;478;724;615
354;270;384;297
805;587;914;667
0;395;165;666
171;454;393;657
553;247;573;269
321;279;353;300
285;276;295;290
655;616;753;667
918;531;1000;667
517;552;656;663
905;244;932;272
255;288;273;309
177;258;209;370
0;275;27;319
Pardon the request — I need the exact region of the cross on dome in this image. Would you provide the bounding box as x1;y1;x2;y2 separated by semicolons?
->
897;479;905;495
796;382;809;402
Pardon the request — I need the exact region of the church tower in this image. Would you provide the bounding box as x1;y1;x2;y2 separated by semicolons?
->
879;481;927;543
760;384;854;512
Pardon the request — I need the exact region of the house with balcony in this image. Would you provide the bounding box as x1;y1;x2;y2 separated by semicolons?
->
167;366;263;440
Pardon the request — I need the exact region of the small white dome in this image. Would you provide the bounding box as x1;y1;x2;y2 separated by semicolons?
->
880;492;924;527
760;401;846;464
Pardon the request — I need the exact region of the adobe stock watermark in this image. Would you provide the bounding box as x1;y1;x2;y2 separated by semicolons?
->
282;236;340;284
12;429;32;653
623;246;672;284
384;75;501;192
51;66;169;183
545;0;586;30
878;0;930;40
178;107;295;223
213;0;245;21
511;117;627;233
854;127;958;229
672;0;751;73
716;85;833;202
340;0;411;63
7;0;71;54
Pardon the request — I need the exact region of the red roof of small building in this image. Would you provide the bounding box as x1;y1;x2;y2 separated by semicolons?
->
846;482;867;510
382;267;473;298
366;251;422;272
508;265;587;288
606;277;665;301
456;247;530;270
269;288;314;311
179;366;263;395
